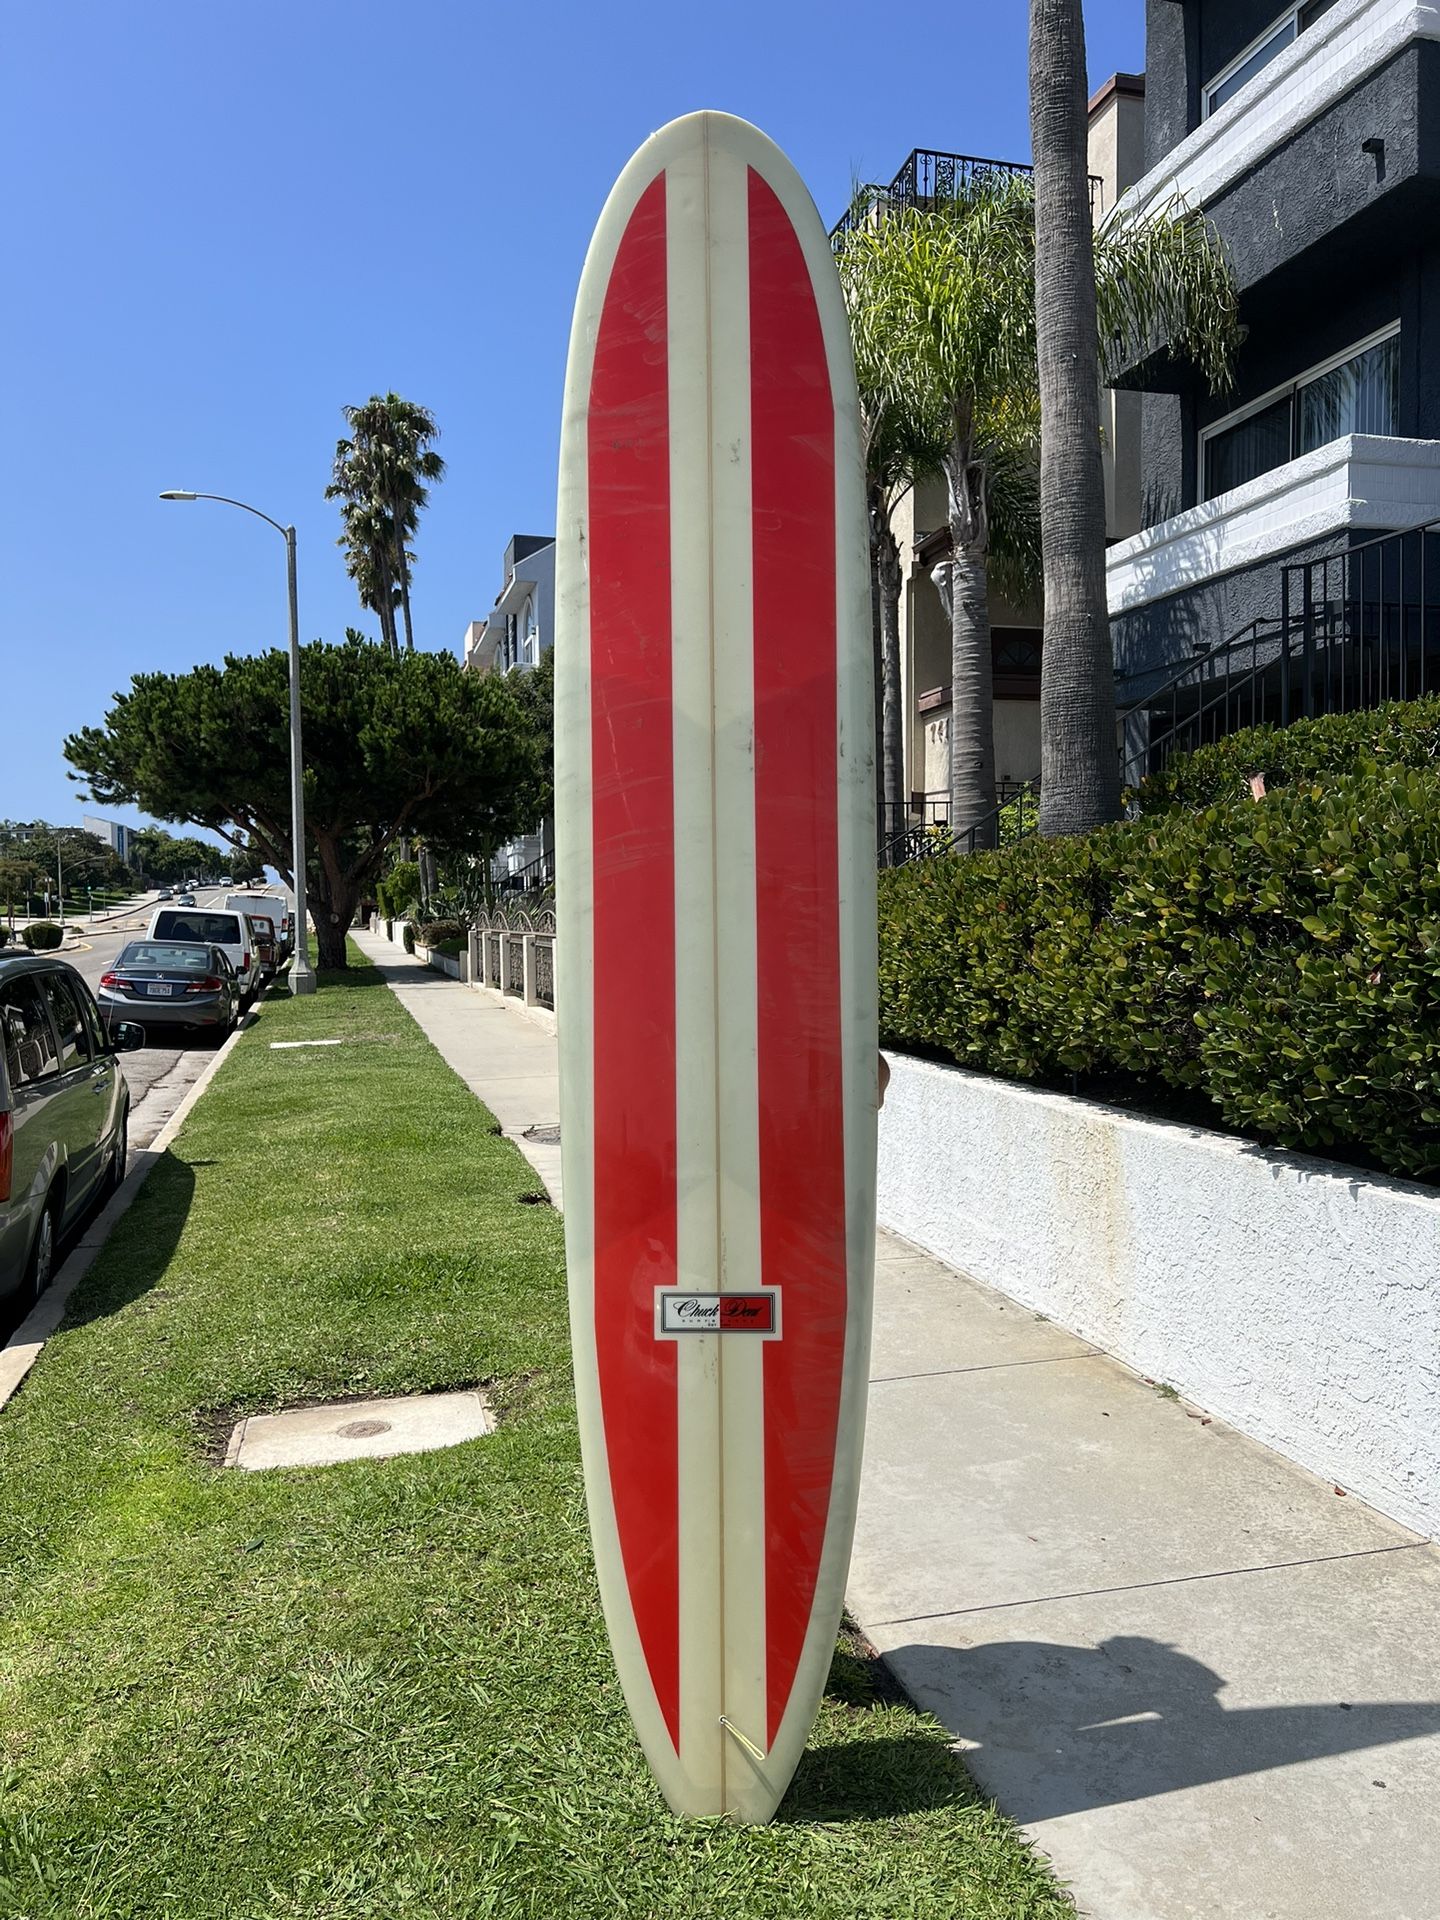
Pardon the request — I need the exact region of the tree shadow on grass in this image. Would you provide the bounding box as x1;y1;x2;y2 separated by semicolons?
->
59;1152;196;1330
782;1733;984;1823
777;1628;986;1824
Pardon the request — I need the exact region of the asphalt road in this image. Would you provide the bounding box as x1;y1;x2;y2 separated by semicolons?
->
1;886;292;1345
63;884;275;1159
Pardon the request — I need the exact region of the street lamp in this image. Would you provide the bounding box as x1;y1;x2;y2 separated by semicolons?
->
159;490;315;993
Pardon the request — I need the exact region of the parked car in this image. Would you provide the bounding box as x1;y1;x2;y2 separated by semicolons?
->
225;895;291;959
96;940;240;1042
145;906;262;1001
156;886;173;901
217;875;233;887
244;914;278;983
0;954;142;1307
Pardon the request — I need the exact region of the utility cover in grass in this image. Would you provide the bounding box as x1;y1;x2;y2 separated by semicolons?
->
223;1391;493;1470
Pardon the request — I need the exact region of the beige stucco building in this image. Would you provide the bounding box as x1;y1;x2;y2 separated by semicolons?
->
863;74;1147;830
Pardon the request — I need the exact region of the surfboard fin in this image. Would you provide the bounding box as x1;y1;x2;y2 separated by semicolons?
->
718;1715;766;1763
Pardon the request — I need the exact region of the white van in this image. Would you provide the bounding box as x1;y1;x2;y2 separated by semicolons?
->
145;906;263;1001
225;895;290;958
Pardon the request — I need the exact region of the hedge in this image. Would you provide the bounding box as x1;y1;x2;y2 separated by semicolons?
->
879;765;1440;1183
22;923;64;951
415;918;466;949
1133;693;1440;814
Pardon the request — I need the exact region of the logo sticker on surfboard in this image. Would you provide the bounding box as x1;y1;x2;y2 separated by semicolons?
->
655;1291;781;1337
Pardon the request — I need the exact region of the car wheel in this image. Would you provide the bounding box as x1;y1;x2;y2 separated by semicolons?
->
27;1198;59;1306
107;1106;129;1196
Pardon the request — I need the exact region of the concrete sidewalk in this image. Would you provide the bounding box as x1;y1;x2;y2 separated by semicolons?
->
352;927;1440;1920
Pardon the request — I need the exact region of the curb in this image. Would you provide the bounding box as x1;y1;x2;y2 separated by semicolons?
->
0;1008;259;1415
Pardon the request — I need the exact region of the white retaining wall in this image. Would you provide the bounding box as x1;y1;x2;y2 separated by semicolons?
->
878;1054;1440;1538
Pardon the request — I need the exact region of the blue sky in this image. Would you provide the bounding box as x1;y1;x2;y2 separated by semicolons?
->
2;0;1142;836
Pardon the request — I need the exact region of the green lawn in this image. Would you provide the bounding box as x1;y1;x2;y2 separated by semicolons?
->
0;958;1072;1920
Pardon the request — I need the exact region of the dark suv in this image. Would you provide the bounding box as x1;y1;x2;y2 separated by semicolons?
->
0;955;142;1308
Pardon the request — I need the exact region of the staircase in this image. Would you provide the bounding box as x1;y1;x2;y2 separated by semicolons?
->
882;514;1440;868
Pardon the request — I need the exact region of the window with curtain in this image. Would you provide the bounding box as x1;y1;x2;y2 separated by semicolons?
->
1202;331;1399;501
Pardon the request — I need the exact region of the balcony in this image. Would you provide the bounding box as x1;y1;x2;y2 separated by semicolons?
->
830;149;1101;249
1121;0;1440;223
1106;433;1440;617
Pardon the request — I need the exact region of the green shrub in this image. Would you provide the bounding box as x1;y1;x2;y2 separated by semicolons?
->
22;922;64;951
402;922;416;955
378;860;420;920
880;765;1440;1182
415;918;465;949
1133;693;1440;814
0;926;10;947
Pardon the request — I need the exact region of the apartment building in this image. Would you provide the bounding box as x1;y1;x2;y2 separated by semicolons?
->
1109;0;1440;755
836;74;1148;831
462;532;556;888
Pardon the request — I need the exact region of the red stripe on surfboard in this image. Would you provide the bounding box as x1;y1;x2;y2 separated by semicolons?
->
748;167;847;1749
588;172;681;1751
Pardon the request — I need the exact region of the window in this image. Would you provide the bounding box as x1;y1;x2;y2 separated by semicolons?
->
1201;327;1399;501
1;980;61;1088
152;910;242;945
119;943;212;970
39;974;92;1071
76;988;107;1058
1203;1;1336;117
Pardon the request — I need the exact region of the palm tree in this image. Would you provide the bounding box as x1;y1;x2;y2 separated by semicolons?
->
839;184;1043;846
843;279;950;845
327;395;445;653
1030;0;1115;836
1030;0;1240;838
335;496;402;652
841;169;1238;846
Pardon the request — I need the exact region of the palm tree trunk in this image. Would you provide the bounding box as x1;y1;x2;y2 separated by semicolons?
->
941;437;998;845
375;552;398;654
1031;0;1122;836
876;522;905;841
399;568;416;652
870;526;885;855
946;542;997;847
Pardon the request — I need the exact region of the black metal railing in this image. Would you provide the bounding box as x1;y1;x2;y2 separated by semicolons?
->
879;779;1039;868
495;845;554;895
1120;517;1440;791
830;149;1100;248
1115;617;1286;789
881;514;1440;872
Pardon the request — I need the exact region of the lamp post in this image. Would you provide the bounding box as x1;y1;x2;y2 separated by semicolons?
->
159;490;315;993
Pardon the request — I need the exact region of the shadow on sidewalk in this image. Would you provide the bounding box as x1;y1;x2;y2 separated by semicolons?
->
882;1633;1440;1818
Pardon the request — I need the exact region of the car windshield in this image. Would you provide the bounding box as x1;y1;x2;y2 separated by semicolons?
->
118;942;213;971
152;910;241;944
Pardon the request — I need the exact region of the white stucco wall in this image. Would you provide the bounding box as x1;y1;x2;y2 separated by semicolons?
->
878;1053;1440;1538
1105;434;1440;616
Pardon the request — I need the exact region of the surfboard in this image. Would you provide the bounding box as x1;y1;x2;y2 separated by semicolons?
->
554;111;877;1823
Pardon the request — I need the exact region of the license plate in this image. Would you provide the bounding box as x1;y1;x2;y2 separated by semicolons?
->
146;983;173;997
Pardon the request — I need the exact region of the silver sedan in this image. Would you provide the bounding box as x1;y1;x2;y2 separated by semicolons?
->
95;940;241;1042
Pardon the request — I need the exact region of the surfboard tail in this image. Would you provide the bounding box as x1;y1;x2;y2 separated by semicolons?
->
556;110;877;1822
